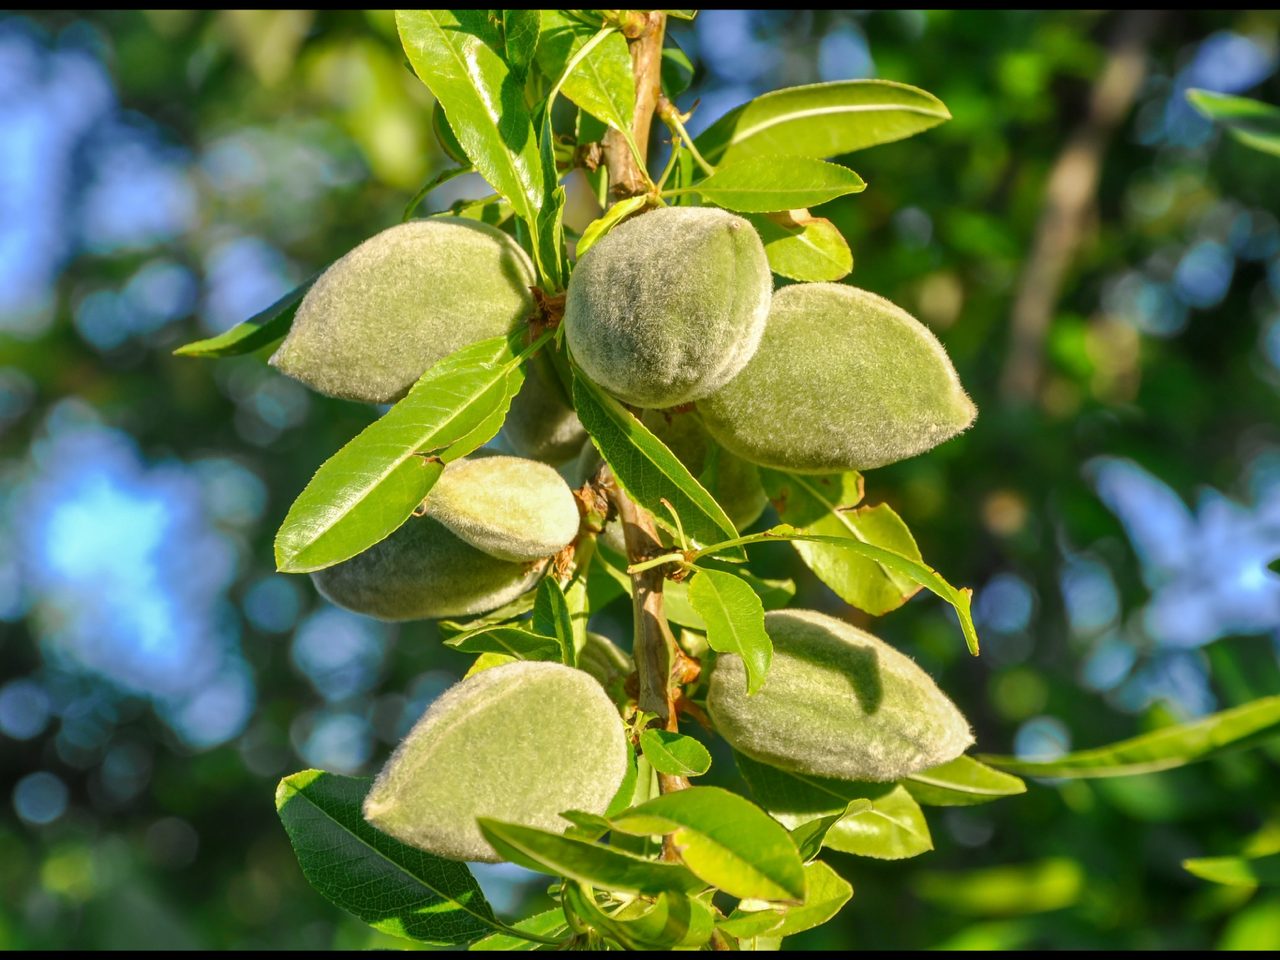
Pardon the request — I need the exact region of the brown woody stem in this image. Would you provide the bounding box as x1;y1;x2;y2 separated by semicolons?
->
602;11;665;202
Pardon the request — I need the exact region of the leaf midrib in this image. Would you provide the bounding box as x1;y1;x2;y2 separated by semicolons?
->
728;102;949;149
787;473;902;587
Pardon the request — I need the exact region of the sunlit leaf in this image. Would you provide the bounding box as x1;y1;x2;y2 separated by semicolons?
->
533;576;576;668
174;271;320;358
722;860;853;939
1186;88;1280;158
913;859;1085;916
537;12;634;135
680;157;865;213
562;882;714;950
639;728;712;777
403;165;474;222
902;756;1027;806
687;569;772;694
1183;853;1280;887
501;10;540;82
470;908;569;951
745;210;852;282
275;770;497;945
575;195;649;258
789;800;873;862
980;695;1280;778
444;626;561;662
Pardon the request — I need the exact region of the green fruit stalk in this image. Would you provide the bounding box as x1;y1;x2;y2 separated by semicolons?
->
363;661;629;862
422;455;580;562
564;207;772;408
698;283;976;473
706;608;973;781
271;218;535;404
311;514;544;621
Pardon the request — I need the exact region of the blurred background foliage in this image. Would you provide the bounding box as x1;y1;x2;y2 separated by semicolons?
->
1;8;1280;950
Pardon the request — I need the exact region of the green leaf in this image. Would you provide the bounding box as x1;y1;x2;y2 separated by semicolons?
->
398;10;543;228
695;79;951;166
173;271;319;358
735;751;933;861
913;859;1085;917
681;157;865;213
476;819;707;896
575;195;649;258
639;729;712;777
274;336;526;573
572;373;744;559
687;569;772;694
1183;853;1280;887
609;786;807;902
470;908;569;951
464;652;517;679
501;10;540;82
660;42;694;100
723;860;853;940
745;210;852;282
533;576;576;668
979;695;1280;778
433;101;468;164
535;181;567;291
903;756;1027;806
537;12;634;136
562;882;714;950
761;469;921;617
560;810;614;843
275;770;498;945
789;801;873;862
444;626;561;662
605;747;640;818
438;592;537;639
403;165;474;223
1186;88;1280;157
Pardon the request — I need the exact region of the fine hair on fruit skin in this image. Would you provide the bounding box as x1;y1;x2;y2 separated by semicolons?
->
564;206;772;409
698;282;977;473
270;217;535;404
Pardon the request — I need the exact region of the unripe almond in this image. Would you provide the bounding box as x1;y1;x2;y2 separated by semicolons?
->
503;357;586;466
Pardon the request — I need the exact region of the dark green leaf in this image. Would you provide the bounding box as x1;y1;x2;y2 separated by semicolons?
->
761;469;921;616
1186;88;1280;157
1183;853;1280;887
661;43;694;99
789;800;873;862
433;100;468;164
744;210;852;282
470;908;569;951
735;751;933;861
476;819;707;896
398;11;543;227
681;157;865;213
695;79;951;166
444;626;561;662
533;576;576;668
609;786;807;902
562;882;714;950
572;373;743;559
275;770;497;945
979;694;1280;778
639;729;712;777
902;756;1027;806
403;165;474;222
537;13;634;136
174;271;319;358
686;569;772;694
274;336;524;573
501;10;540;82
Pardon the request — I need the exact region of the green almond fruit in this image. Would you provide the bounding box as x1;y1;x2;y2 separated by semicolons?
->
364;661;629;862
706;609;973;782
579;631;634;691
564;206;772;408
270;218;535;404
698;283;976;473
641;409;766;531
311;514;544;621
422;455;580;563
503;356;587;466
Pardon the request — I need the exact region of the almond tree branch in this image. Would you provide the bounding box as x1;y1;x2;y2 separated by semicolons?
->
602;10;665;203
1001;10;1161;404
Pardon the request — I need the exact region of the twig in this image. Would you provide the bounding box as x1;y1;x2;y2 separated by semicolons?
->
602;11;665;203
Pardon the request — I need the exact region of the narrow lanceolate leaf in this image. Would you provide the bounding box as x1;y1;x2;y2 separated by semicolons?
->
735;752;933;861
903;756;1027;807
444;626;561;663
755;525;979;655
575;195;649;258
501;9;540;82
174;271;320;358
609;787;807;902
761;469;920;616
537;12;634;136
639;728;712;777
564;883;714;951
532;576;576;667
1186;88;1280;158
745;210;852;282
687;569;772;694
789;801;873;863
470;908;569;951
397;10;544;227
1183;853;1280;887
403;165;474;222
476;819;707;896
573;373;744;559
695;79;951;166
980;694;1280;778
275;771;498;945
275;336;523;573
684;157;865;213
